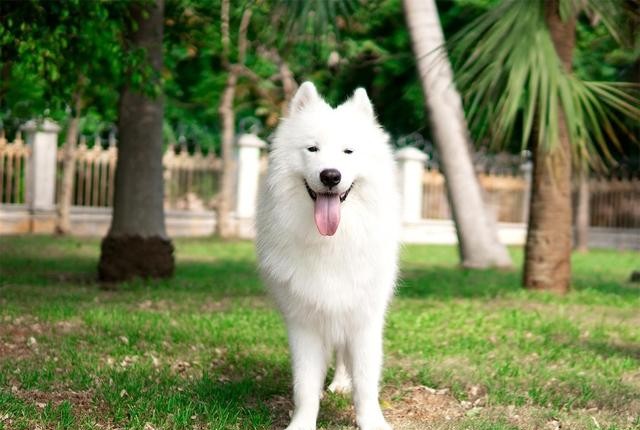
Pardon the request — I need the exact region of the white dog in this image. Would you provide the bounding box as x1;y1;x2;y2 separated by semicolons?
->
256;82;400;430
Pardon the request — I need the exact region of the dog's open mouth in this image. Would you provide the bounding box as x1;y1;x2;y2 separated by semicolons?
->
304;180;353;236
304;181;353;203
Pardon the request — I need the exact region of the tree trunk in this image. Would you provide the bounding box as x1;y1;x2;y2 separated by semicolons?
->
56;91;82;235
523;0;575;293
216;5;252;238
278;60;297;116
217;70;238;238
98;0;174;282
574;169;590;252
402;0;512;268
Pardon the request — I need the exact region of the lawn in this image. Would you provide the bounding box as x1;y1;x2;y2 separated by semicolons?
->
0;236;638;430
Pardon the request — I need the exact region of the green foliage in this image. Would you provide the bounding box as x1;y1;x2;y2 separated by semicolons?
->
1;0;637;159
0;0;130;138
448;0;640;167
0;236;638;429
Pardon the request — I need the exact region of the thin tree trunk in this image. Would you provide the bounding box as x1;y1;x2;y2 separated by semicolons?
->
217;71;238;238
255;46;298;115
98;0;174;282
56;90;82;235
403;0;512;268
278;59;297;115
267;48;298;115
523;0;575;293
575;170;590;252
216;4;252;238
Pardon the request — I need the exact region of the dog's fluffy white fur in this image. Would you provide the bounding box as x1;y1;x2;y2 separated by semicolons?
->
256;82;400;430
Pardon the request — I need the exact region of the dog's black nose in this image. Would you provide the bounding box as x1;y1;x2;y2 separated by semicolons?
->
320;169;341;188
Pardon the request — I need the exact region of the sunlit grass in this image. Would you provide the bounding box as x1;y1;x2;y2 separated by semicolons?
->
0;236;638;429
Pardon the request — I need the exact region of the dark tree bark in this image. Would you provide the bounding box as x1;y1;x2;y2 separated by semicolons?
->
98;0;174;282
523;0;575;293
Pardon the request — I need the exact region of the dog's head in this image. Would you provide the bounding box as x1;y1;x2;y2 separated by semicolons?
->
269;82;393;236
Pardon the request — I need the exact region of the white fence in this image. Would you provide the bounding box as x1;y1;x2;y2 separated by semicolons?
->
0;119;638;248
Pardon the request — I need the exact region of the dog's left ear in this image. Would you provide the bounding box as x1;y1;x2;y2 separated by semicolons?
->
289;82;319;115
351;88;375;118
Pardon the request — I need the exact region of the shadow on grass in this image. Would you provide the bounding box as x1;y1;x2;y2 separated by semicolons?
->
398;266;522;299
399;266;640;301
95;362;287;428
1;236;637;303
94;351;351;429
582;340;640;361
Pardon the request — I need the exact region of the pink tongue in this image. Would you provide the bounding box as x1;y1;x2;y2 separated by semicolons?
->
314;194;341;236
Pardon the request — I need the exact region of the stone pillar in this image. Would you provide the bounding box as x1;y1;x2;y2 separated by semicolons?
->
395;147;428;223
235;133;266;237
22;119;60;232
23;119;60;210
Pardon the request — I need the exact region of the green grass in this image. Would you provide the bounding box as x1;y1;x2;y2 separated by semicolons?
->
0;235;638;429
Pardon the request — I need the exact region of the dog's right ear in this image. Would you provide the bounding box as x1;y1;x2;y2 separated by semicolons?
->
289;82;319;115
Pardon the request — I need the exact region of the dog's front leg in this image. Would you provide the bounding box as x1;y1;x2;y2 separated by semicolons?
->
348;322;392;430
286;323;328;430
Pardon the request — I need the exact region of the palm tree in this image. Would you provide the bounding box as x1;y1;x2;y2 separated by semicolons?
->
402;0;513;269
98;0;174;281
449;0;640;292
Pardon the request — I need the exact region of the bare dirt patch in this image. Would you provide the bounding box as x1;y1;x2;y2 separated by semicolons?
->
8;387;116;430
0;316;84;360
263;394;294;429
262;385;466;430
13;388;95;411
384;385;465;429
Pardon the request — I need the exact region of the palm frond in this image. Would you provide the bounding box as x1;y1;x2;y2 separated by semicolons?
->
448;0;640;169
280;0;357;39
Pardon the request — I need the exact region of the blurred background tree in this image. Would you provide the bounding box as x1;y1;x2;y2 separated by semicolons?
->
3;0;636;156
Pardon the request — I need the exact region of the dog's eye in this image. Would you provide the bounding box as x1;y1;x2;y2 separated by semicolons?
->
307;146;318;152
344;149;353;154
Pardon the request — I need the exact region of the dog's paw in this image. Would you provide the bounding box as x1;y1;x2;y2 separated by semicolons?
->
328;377;352;394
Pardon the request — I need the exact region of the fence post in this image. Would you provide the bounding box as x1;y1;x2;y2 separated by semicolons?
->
520;159;533;223
22;119;60;211
395;147;428;223
235;133;266;237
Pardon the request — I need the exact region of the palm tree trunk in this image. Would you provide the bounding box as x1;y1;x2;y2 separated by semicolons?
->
98;0;174;282
523;0;575;293
402;0;512;268
55;90;82;235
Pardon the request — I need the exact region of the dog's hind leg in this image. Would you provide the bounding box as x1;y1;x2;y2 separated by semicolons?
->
328;345;352;394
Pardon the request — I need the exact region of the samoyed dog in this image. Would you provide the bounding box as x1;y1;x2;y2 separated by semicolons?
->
255;82;400;430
